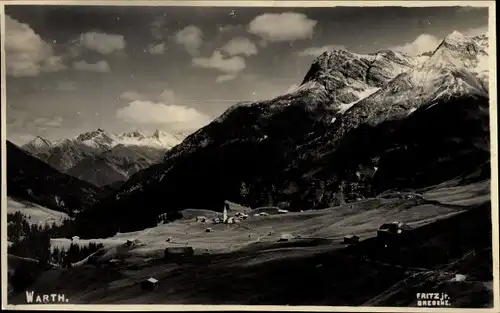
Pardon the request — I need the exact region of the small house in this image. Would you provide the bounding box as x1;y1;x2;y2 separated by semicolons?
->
205;227;213;232
71;236;80;241
278;233;294;242
140;277;159;291
343;235;360;244
196;216;207;223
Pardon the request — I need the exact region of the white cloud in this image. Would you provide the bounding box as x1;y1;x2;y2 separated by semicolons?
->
175;25;203;56
216;74;238;83
221;37;258;57
119;91;147;101
192;51;246;74
78;32;126;55
73;60;111;72
297;44;345;57
392;34;441;56
248;12;317;42
5;15;67;77
116;100;211;132
147;42;167;55
33;116;63;128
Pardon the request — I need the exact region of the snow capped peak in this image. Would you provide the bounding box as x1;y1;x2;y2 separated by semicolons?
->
23;136;53;152
120;130;146;139
113;129;186;149
76;128;112;141
152;129;167;139
444;31;468;45
29;136;52;147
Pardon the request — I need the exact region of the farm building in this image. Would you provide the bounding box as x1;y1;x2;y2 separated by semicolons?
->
195;216;207;222
140;277;159;291
343;235;360;244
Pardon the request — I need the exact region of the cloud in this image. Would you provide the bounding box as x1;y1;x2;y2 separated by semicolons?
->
5;15;67;77
116;100;211;132
248;12;317;42
33;116;63;128
73;60;111;72
193;51;246;73
220;37;258;57
77;32;126;55
147;42;167;55
192;51;246;82
175;26;203;56
119;91;147;101
216;74;238;83
296;44;345;57
392;34;441;56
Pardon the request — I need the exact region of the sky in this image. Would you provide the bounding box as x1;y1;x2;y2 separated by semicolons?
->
4;4;489;145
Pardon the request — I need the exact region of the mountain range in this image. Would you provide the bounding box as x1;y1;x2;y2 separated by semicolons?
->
10;31;490;239
21;129;186;187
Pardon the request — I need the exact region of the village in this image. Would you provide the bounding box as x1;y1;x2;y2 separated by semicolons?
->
132;201;418;292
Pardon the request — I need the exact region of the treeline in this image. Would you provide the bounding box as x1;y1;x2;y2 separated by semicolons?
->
7;211;103;267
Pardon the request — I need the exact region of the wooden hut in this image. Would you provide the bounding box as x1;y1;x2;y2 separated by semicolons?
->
141;277;159;291
343;235;360;244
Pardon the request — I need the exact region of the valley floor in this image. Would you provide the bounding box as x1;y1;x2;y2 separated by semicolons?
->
7;180;493;307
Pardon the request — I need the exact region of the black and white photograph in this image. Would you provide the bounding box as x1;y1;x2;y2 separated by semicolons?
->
2;1;498;309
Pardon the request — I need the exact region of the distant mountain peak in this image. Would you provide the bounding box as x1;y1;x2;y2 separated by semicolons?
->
121;130;146;139
23;136;53;153
152;129;170;140
76;128;112;142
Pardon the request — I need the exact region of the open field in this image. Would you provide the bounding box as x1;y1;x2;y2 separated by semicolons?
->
8;180;493;307
7;197;69;226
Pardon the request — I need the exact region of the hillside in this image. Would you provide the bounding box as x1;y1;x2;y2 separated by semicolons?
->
72;31;490;238
8;180;492;306
6;140;104;216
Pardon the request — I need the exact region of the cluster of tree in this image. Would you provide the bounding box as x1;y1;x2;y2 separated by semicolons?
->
52;242;104;268
7;212;103;267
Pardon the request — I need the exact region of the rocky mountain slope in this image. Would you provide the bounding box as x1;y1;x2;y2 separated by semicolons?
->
23;129;186;186
6;140;106;216
75;31;490;238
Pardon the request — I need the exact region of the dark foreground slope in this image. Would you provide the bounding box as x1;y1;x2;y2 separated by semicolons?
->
9;198;492;307
6;141;109;215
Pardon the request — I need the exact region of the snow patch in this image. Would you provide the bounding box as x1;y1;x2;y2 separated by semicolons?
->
338;87;381;114
7;197;69;226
